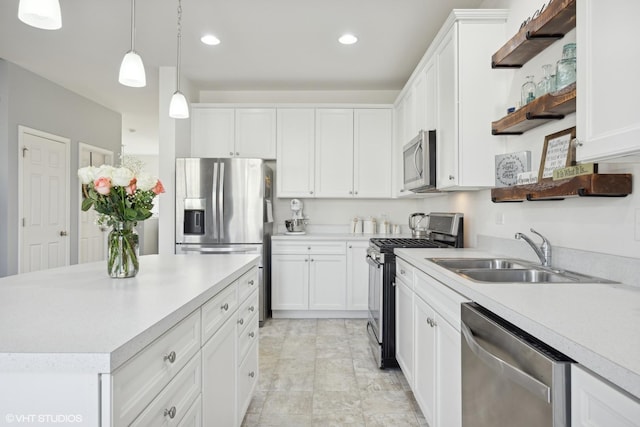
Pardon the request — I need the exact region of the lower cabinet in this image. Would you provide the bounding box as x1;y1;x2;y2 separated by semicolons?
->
110;266;259;427
572;365;640;427
346;241;369;310
395;273;415;387
396;258;467;427
202;314;237;427
272;240;356;315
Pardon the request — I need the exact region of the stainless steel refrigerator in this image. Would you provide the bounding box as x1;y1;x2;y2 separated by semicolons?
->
175;158;273;325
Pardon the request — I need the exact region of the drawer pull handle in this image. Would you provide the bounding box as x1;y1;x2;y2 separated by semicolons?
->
248;371;255;378
238;318;244;325
164;406;177;419
248;280;255;286
248;306;255;312
221;303;229;311
164;351;176;363
249;331;255;338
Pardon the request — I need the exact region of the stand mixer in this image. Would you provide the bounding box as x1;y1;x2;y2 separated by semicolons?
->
285;199;306;234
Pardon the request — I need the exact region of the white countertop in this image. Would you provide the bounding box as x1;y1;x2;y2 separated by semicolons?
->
272;232;414;241
395;248;640;400
0;254;259;374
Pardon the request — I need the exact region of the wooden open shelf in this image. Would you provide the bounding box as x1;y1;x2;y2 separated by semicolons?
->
491;174;632;203
492;84;576;135
492;0;576;68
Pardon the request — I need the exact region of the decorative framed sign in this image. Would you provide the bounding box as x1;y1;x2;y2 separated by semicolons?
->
495;151;531;187
538;127;576;181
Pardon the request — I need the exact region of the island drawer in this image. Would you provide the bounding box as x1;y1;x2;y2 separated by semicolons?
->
112;310;201;427
238;266;259;303
130;353;202;427
237;289;259;334
238;310;259;363
201;281;238;343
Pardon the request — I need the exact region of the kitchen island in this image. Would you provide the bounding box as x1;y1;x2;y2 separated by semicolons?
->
0;254;260;426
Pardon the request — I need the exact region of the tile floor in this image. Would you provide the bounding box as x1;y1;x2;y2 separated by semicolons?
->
241;318;428;427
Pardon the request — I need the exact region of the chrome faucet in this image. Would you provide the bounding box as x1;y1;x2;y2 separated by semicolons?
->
515;228;552;267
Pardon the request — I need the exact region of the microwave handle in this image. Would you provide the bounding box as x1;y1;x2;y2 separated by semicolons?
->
413;141;423;178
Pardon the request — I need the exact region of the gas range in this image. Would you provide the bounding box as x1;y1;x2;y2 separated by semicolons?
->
366;212;464;368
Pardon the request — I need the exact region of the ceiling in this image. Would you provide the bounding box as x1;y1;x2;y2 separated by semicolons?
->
0;0;484;155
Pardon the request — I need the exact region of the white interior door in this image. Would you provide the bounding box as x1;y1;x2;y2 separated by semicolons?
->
78;143;114;264
19;126;70;273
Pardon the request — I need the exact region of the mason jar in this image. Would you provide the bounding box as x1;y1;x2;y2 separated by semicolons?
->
555;43;576;91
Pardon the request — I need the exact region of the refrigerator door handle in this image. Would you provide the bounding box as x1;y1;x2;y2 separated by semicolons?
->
219;161;225;240
212;161;219;240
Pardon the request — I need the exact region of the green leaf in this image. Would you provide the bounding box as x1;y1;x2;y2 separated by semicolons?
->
124;208;137;221
81;197;94;211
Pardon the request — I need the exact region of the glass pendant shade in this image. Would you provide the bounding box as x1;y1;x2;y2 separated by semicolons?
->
119;51;146;87
169;91;189;119
18;0;62;30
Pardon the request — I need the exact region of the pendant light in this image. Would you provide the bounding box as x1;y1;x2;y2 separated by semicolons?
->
169;0;189;119
118;0;146;87
18;0;62;30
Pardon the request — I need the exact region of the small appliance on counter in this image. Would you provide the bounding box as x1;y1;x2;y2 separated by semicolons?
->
408;212;429;237
285;199;307;234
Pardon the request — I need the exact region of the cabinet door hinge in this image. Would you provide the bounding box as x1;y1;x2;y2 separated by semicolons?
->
22;218;26;227
22;147;29;157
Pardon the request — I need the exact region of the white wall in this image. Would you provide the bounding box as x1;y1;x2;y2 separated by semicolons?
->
199;90;399;104
0;59;121;277
416;1;640;259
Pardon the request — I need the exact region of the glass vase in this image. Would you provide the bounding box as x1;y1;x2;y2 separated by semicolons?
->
108;221;139;278
556;42;577;91
521;75;536;106
536;64;554;97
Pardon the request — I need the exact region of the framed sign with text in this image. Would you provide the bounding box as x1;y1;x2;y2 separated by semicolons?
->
538;127;576;181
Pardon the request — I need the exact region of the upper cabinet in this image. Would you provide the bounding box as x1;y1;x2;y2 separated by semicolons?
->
575;0;640;162
191;107;276;159
435;11;508;190
276;108;316;198
277;107;393;199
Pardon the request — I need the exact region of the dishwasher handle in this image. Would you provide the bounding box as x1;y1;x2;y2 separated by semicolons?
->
461;322;551;404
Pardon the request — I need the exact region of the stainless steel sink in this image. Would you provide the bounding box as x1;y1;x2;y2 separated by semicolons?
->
430;258;532;270
428;257;617;284
458;269;577;283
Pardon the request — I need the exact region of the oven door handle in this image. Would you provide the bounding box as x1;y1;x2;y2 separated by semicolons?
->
366;255;382;268
461;322;551;403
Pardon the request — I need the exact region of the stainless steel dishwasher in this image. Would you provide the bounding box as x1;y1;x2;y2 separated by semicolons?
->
461;303;573;427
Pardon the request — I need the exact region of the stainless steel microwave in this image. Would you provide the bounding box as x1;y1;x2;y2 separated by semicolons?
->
403;130;436;193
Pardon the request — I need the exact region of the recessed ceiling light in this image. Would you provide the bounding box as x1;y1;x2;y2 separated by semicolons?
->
338;34;358;45
201;34;221;46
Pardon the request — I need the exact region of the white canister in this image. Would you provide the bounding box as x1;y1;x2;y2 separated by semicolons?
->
351;217;363;234
363;217;377;234
379;221;389;235
393;224;401;234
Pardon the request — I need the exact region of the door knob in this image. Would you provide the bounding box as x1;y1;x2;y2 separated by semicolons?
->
59;231;68;236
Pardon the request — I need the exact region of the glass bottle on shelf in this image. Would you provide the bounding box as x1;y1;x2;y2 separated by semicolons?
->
536;64;554;97
556;42;576;91
521;75;536;106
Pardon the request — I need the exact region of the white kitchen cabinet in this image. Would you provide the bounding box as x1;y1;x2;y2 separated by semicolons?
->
435;310;461;427
202;314;237;427
424;58;437;131
413;294;437;426
271;253;310;310
354;109;393;198
572;365;640;427
191;108;235;158
435;11;507;190
395;273;414;388
276;108;315;198
412;70;428;134
576;0;640;162
271;240;351;315
346;241;369;311
315;108;393;198
308;254;347;310
315;109;354;197
191;107;276;159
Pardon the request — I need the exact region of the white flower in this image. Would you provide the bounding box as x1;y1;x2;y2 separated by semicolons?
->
77;166;97;184
111;167;135;187
136;172;158;191
95;165;116;180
